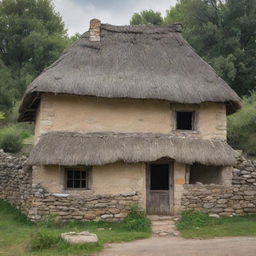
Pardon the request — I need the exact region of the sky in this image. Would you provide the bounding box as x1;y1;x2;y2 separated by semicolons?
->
53;0;177;35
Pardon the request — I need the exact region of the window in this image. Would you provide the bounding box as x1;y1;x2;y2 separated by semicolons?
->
65;167;90;189
189;164;222;184
176;111;194;130
150;164;169;190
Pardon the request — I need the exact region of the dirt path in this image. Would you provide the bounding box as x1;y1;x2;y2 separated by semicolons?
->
96;237;256;256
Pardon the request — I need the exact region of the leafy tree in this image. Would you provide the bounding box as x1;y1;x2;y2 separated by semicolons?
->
0;60;18;113
228;91;256;156
130;10;163;25
164;0;256;96
0;0;72;113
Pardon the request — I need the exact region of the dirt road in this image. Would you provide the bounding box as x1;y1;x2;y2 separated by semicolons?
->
96;236;256;256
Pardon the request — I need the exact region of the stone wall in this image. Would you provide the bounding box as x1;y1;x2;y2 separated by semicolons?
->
182;153;256;216
0;150;140;221
0;150;30;213
1;149;256;220
29;186;140;221
182;185;256;216
232;153;256;186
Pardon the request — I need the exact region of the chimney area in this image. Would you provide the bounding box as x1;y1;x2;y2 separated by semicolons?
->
89;18;101;42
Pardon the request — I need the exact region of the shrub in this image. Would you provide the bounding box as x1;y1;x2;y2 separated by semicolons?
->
123;204;151;232
0;200;30;224
31;230;61;251
177;210;211;230
228;91;256;156
0;130;22;153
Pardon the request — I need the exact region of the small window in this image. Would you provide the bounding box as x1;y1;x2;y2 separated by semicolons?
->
65;167;90;189
150;164;169;190
176;111;194;130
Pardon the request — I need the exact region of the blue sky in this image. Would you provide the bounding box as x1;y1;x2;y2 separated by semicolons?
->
53;0;177;35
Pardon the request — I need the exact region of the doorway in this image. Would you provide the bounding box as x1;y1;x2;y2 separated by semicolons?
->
146;163;173;215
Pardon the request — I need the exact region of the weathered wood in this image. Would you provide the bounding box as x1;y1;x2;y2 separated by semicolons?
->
146;162;174;215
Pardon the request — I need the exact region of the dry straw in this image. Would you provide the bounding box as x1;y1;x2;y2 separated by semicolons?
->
27;131;237;166
19;23;241;121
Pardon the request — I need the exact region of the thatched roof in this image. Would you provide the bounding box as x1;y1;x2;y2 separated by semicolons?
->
27;131;237;166
19;22;241;121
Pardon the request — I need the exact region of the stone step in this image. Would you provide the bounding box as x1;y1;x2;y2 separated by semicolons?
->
148;215;174;221
149;215;180;237
151;220;175;226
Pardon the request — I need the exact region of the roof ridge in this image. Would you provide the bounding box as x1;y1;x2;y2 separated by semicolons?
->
101;23;183;34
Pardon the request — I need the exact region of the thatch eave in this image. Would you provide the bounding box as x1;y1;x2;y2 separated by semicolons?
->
27;131;237;167
18;23;242;122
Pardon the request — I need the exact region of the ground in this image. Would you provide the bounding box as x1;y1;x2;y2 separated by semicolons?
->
96;236;256;256
0;201;150;256
1;201;256;256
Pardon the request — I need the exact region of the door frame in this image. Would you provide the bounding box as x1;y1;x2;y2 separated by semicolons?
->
146;159;174;215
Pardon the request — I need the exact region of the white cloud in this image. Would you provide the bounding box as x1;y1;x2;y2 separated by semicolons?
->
53;0;177;36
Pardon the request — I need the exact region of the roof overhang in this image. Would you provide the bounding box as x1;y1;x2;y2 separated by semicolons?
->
27;131;237;167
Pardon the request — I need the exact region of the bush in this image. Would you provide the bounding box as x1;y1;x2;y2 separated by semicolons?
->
0;130;22;153
228;91;256;156
123;204;151;232
31;230;61;251
0;200;30;224
177;210;211;230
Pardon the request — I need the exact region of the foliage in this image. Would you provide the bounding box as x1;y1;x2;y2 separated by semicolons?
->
177;209;256;238
31;230;61;251
0;111;5;120
0;129;23;153
0;0;76;115
130;9;163;25
131;0;256;97
0;123;33;152
0;200;30;224
164;0;256;97
0;200;150;255
228;91;256;155
123;204;151;232
177;210;211;230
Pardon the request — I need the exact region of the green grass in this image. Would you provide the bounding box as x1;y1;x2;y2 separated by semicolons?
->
177;210;256;239
0;200;150;256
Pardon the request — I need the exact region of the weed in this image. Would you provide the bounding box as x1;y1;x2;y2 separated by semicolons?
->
123;204;151;232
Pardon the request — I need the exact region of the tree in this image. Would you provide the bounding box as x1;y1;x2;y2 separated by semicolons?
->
130;10;163;25
164;0;256;96
228;91;256;156
0;0;72;113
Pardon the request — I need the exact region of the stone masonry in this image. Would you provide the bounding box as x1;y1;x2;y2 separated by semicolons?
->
181;152;256;216
1;150;256;220
0;150;140;221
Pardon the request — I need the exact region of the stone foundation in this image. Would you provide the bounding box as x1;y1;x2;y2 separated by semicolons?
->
181;153;256;216
1;150;256;220
0;150;141;221
29;186;139;221
182;184;256;216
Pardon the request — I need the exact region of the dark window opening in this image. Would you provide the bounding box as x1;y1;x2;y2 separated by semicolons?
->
176;111;194;130
189;164;222;184
150;164;169;190
65;167;89;189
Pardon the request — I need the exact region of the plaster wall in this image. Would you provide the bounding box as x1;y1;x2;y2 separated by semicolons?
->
173;162;186;214
34;94;227;141
32;162;146;208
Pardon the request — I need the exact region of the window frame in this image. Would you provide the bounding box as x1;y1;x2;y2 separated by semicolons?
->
175;111;195;131
64;166;91;190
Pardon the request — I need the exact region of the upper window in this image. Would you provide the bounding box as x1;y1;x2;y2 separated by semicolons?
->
176;111;194;130
65;167;90;189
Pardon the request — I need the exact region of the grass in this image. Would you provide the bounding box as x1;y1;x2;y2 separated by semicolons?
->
0;200;151;256
177;210;256;239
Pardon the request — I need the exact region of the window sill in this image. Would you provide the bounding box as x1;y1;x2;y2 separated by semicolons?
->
62;189;94;195
172;130;199;134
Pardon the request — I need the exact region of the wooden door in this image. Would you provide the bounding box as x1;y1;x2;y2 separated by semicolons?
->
146;163;173;215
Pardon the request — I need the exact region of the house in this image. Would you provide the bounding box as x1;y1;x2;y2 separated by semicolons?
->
18;19;241;218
